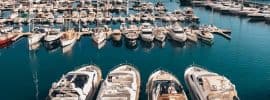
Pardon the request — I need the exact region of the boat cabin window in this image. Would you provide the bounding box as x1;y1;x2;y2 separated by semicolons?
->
66;75;74;81
197;77;203;86
73;74;88;89
108;76;112;82
51;90;79;97
143;32;152;34
48;32;58;35
173;29;184;33
35;29;45;33
190;75;194;81
154;80;182;95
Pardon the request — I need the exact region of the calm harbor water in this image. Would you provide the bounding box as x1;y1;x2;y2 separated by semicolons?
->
1;1;270;100
250;0;270;4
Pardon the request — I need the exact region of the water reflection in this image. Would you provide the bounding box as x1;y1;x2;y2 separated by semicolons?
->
62;42;75;55
124;38;138;50
140;41;154;52
92;40;106;49
111;39;123;47
29;42;41;51
168;39;185;48
29;52;39;100
154;41;166;48
44;40;61;51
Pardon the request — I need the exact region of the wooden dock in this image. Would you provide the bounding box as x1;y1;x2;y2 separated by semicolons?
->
210;29;232;40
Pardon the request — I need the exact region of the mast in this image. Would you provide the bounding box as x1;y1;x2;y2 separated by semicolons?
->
127;0;129;14
79;8;81;33
29;0;31;33
241;0;244;11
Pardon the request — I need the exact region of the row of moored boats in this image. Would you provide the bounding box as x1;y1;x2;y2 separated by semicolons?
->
192;0;270;22
0;22;218;50
48;64;239;100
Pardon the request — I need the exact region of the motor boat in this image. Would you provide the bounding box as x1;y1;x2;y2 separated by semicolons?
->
146;70;188;100
154;27;167;42
44;29;62;42
44;29;62;50
97;64;140;100
48;65;102;100
60;30;77;47
92;26;107;45
28;28;46;45
111;29;122;41
184;65;240;100
168;23;187;42
124;24;140;40
140;23;154;42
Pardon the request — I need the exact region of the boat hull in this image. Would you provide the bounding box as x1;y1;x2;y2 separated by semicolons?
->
111;35;122;41
0;34;16;47
28;34;45;45
169;33;187;42
140;34;155;42
60;37;76;47
44;39;61;50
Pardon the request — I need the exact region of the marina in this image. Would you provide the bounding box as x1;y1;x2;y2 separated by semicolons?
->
1;0;270;100
0;0;236;50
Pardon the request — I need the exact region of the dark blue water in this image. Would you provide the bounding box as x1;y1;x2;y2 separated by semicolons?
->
249;0;270;4
1;1;270;100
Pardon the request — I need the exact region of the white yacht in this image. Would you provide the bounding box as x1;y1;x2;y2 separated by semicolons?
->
60;30;77;47
97;64;141;100
92;27;107;45
185;28;198;43
125;24;140;40
140;23;155;42
48;65;102;100
146;70;188;100
28;28;46;45
197;30;214;42
238;7;259;16
44;29;62;42
168;23;187;42
111;29;122;41
184;66;239;100
154;27;167;42
248;12;266;21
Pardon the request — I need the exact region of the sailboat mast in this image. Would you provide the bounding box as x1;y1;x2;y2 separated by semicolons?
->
241;0;244;11
29;1;31;32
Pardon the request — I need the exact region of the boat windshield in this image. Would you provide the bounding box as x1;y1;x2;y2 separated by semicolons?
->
154;80;182;95
48;31;59;35
73;74;89;88
173;29;184;33
143;32;152;34
66;74;89;89
50;89;79;98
